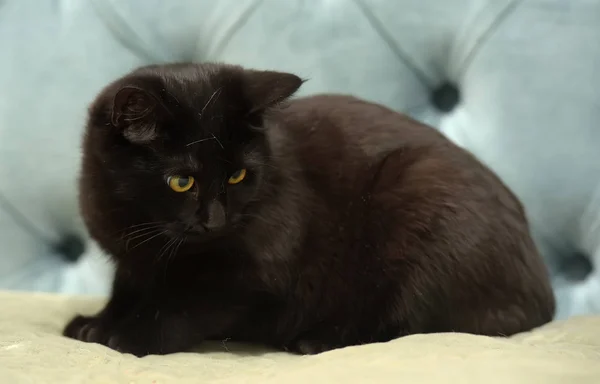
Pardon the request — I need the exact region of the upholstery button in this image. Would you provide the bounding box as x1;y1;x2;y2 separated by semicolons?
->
53;234;85;263
431;82;460;113
559;252;593;283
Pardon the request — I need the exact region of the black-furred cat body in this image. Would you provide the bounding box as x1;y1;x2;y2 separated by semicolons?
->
64;63;555;356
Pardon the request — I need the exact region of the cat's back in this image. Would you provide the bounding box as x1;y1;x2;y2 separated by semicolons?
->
271;94;527;223
270;94;453;165
268;94;475;187
266;94;554;336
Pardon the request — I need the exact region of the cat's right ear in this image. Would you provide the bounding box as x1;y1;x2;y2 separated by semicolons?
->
110;86;163;144
243;70;304;114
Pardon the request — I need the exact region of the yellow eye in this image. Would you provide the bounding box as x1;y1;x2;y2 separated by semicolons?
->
167;176;195;192
228;169;247;185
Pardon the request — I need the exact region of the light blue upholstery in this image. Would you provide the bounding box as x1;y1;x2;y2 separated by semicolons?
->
0;0;599;318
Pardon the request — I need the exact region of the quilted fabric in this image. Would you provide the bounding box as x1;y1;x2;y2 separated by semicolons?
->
0;0;599;318
1;290;600;383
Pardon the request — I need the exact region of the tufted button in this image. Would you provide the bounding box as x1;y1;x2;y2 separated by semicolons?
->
53;234;86;263
560;252;593;283
430;82;460;113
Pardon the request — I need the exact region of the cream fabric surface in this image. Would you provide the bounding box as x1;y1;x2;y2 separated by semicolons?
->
1;291;599;383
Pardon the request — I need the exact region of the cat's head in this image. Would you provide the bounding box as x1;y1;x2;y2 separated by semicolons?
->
82;63;303;247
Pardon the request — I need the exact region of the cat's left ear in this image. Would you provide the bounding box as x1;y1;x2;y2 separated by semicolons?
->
243;70;304;113
110;85;167;144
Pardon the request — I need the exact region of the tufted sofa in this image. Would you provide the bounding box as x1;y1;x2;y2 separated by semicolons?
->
0;0;599;320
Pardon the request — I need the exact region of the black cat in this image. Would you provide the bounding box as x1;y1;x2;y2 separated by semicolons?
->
63;63;555;356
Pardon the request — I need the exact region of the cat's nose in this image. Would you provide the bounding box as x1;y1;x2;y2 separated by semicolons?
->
202;200;226;231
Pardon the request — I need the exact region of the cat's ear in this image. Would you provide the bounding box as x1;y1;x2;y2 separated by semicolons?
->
110;86;164;144
243;70;304;113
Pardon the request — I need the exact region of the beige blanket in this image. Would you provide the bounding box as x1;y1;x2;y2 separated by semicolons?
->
1;291;599;383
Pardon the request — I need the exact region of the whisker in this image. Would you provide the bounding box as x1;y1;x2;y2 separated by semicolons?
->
186;137;216;147
125;228;164;243
171;237;185;270
199;87;222;118
114;221;166;236
155;241;170;263
124;228;165;250
161;236;183;280
167;237;183;265
125;229;160;251
211;133;224;149
123;221;166;229
177;236;185;254
156;237;177;263
128;230;167;251
186;132;224;149
122;224;165;238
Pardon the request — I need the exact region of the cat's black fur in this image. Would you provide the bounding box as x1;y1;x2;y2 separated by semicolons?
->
64;63;555;356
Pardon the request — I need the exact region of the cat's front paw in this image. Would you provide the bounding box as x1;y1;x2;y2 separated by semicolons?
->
105;314;195;357
63;315;111;344
64;315;157;356
102;329;158;357
64;311;195;357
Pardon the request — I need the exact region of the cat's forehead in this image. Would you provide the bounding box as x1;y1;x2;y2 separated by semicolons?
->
164;81;229;129
161;66;225;99
164;136;227;171
165;150;203;172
